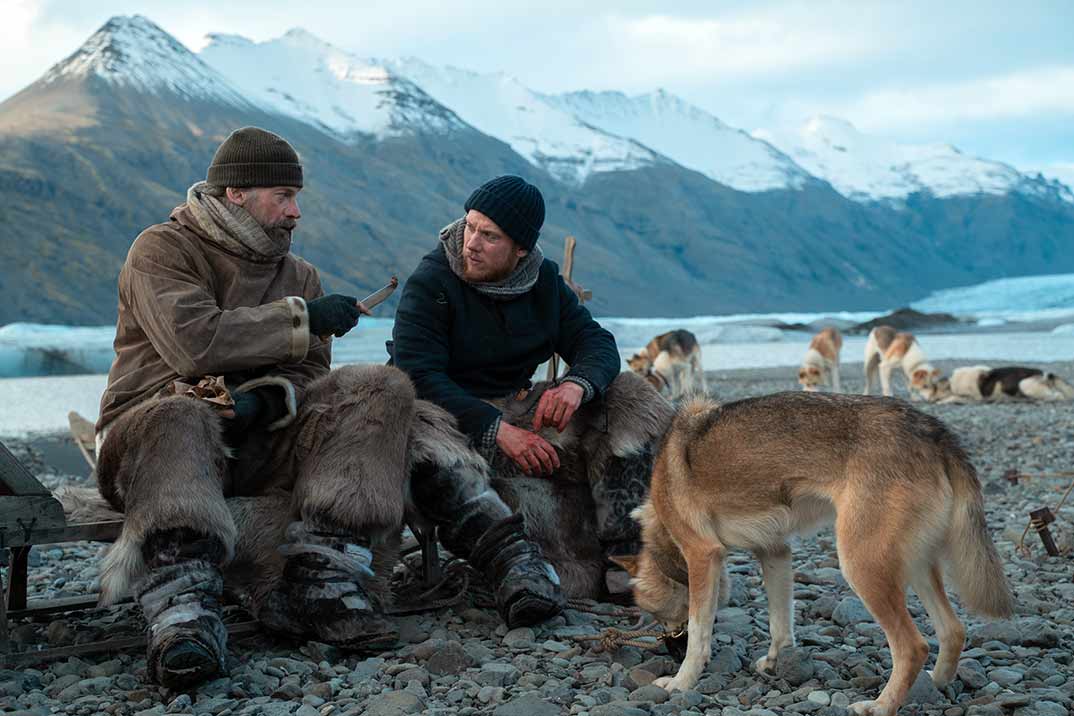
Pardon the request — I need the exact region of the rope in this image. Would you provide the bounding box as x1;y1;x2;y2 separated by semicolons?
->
1017;475;1074;557
571;626;676;652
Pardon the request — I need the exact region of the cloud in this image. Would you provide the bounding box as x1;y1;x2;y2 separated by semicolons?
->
835;66;1074;132
602;9;882;85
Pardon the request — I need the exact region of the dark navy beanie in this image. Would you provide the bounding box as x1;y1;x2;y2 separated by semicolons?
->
464;175;545;251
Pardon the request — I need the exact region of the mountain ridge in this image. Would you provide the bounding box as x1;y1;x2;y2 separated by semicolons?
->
1;15;1073;326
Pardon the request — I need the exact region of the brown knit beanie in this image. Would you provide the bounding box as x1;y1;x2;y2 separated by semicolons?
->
207;127;303;188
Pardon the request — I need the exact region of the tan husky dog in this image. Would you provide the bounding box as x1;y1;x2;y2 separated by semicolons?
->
798;327;842;392
862;326;942;400
614;392;1013;716
627;329;707;400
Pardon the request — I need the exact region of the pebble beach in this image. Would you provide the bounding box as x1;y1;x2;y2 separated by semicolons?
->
1;359;1072;716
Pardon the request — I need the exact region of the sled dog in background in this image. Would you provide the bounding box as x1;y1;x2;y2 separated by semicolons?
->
614;392;1013;716
627;329;706;400
862;326;942;400
798;327;842;392
932;365;1074;403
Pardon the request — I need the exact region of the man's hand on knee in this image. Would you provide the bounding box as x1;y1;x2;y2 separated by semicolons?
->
496;422;560;476
532;381;584;433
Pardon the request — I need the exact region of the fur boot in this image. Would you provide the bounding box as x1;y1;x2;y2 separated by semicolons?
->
410;460;564;628
255;521;398;650
137;558;227;689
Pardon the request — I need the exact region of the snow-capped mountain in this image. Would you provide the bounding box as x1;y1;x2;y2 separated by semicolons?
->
381;58;663;185
545;90;812;193
39;15;251;107
754;116;1073;203
200;30;464;138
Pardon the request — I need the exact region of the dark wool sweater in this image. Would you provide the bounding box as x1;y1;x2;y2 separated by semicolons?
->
392;243;621;442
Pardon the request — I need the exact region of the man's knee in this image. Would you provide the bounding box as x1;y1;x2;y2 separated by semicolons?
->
97;396;228;512
304;364;416;409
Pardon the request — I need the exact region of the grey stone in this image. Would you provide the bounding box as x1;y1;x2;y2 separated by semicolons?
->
476;663;520;688
775;647;815;686
502;627;536;647
166;694;193;713
426;641;473;676
709;646;743;674
987;667;1024;687
591;702;649;716
807;691;831;706
1015;702;1067;716
957;659;988;690
967;623;1021;647
630;684;670;703
787;702;824;713
906;670;944;705
363;691;425;716
831;597;872;626
1018;622;1060;648
492;695;563;716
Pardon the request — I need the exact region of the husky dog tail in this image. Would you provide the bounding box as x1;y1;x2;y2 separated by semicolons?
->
942;448;1014;618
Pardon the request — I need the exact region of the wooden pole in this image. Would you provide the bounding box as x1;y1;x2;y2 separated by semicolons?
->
548;237;590;381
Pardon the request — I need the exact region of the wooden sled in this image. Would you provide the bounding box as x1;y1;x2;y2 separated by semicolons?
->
1;411;443;667
0;414;261;667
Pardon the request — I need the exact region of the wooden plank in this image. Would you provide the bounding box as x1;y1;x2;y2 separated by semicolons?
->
0;520;122;549
9;594;131;618
0;621;261;668
0;496;68;547
0;549;8;652
0;441;51;497
7;547;29;611
68;411;98;470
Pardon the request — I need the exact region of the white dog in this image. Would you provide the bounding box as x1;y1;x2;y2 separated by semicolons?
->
862;326;941;400
798;327;842;392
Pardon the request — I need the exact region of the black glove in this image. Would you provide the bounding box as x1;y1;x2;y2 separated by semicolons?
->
307;294;362;338
225;387;287;440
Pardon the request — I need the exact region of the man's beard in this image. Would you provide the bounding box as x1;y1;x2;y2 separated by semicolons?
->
464;254;514;282
264;219;296;246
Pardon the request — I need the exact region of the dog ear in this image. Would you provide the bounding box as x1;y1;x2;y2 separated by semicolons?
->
797;369;807;381
912;368;928;384
609;555;639;576
930;367;942;378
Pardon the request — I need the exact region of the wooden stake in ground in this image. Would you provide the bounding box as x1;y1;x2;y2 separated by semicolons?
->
547;236;593;381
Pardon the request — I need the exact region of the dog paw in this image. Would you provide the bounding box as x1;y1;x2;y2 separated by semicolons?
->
927;667;953;687
653;675;691;692
849;700;895;716
754;654;776;673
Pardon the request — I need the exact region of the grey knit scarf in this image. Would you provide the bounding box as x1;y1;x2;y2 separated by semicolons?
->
185;182;292;263
440;217;542;300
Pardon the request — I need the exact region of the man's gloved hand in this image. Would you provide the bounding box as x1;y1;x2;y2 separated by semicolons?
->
307;294;370;338
224;387;287;440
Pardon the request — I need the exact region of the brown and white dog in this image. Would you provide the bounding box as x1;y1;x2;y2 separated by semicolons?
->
798;327;843;392
627;329;707;400
931;365;1074;403
614;392;1012;716
862;326;941;400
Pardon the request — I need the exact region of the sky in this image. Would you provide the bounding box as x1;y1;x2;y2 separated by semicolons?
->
4;0;1073;184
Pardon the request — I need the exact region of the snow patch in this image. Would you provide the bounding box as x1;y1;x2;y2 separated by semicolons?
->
40;15;251;106
546;90;811;192
755;116;1065;203
200;31;463;138
384;58;661;185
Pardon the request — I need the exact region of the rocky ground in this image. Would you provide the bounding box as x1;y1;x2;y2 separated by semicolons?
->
2;361;1073;716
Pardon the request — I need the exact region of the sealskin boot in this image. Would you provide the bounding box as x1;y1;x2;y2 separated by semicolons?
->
137;560;227;689
257;524;397;650
468;514;565;628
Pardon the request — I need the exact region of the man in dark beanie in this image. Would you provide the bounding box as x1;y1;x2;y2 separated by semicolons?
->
94;127;499;688
393;176;673;609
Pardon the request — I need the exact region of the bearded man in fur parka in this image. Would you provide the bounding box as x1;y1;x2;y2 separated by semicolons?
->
93;128;565;689
393;176;674;603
